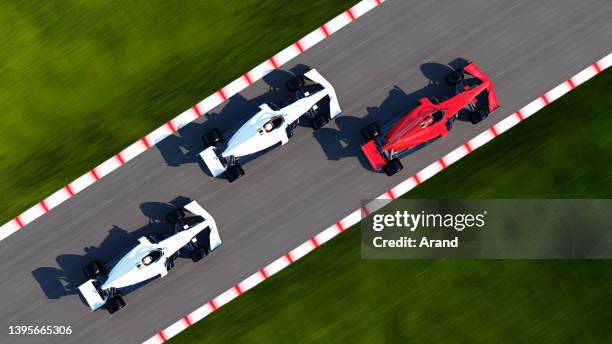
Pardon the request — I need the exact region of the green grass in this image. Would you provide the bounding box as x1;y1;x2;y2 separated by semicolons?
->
168;69;612;343
0;0;358;224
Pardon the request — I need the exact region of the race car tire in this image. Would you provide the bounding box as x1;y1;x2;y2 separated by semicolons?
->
83;260;105;279
191;247;207;262
311;114;329;130
202;128;223;147
106;295;126;314
286;75;305;92
166;208;185;224
430;97;441;104
445;69;464;86
469;109;488;124
224;164;245;183
383;158;403;177
445;119;453;131
361;122;381;141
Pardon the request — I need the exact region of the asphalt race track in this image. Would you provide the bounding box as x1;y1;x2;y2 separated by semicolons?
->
1;1;611;343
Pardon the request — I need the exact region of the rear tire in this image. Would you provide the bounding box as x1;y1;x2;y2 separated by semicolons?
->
166;208;185;224
445;69;464;86
383;158;403;177
106;295;125;314
445;119;454;131
224;164;245;183
361;122;381;141
202;128;223;147
310;114;329;130
191;247;207;262
286;75;305;92
468;109;488;124
83;260;104;279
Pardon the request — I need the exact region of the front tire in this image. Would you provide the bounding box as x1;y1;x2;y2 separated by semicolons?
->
106;295;126;314
202;128;223;147
310;114;329;130
83;260;105;279
224;164;245;183
468;109;488;124
361;122;381;141
383;158;403;177
166;208;185;224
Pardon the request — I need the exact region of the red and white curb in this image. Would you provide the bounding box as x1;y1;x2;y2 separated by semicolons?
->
143;53;612;343
0;0;385;242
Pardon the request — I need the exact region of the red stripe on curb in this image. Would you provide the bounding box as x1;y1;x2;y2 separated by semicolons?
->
64;185;75;197
489;127;498;137
234;284;243;295
375;0;383;4
336;221;345;232
15;217;24;229
208;300;218;311
183;315;192;327
541;94;550;105
515;110;524;121
218;89;228;102
294;41;304;53
593;62;602;73
90;169;100;181
269;57;279;69
346;8;356;21
284;252;294;264
166;121;177;133
39;200;49;212
192;104;202;117
566;79;576;89
310;237;319;248
320;24;330;37
386;190;396;200
141;137;152;149
438;159;447;169
259;268;269;280
115;153;125;165
361;206;370;216
243;73;253;85
463;143;473;153
157;331;167;342
412;175;421;185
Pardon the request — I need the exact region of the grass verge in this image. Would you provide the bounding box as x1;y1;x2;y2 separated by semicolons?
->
0;0;359;224
168;69;612;343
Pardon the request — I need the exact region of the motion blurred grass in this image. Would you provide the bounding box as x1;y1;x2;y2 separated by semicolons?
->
169;70;612;343
0;0;358;224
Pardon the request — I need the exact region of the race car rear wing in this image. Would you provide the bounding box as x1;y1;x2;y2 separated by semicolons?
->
463;62;499;113
78;279;106;311
304;69;342;119
200;146;227;177
184;200;222;252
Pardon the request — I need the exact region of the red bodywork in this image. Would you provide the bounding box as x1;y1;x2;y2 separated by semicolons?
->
361;62;498;170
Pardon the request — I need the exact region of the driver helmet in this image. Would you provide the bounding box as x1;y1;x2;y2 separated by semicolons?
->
264;122;274;131
143;256;153;265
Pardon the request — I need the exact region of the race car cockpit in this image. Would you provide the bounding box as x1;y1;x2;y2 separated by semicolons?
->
142;249;163;266
263;116;284;132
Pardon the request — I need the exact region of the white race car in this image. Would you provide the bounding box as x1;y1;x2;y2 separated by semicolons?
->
200;68;341;182
77;201;222;313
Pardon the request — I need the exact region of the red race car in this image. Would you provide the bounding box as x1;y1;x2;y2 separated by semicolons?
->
360;62;499;176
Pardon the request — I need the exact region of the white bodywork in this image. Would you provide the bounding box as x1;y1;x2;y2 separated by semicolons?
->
200;69;341;177
78;201;221;311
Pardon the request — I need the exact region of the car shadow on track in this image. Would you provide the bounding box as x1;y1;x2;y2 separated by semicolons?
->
313;59;473;172
31;196;193;305
155;66;313;177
